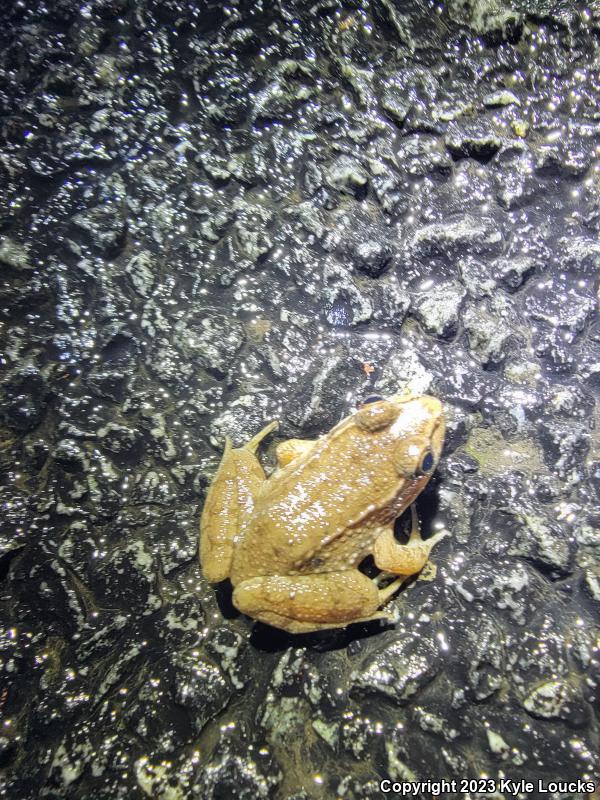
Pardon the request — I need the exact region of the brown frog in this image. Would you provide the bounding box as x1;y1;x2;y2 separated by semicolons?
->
200;394;446;633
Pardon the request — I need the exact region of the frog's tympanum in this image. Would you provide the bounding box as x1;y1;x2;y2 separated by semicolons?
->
200;395;446;633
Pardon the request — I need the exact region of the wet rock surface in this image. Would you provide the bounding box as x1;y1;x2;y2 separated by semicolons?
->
0;1;599;798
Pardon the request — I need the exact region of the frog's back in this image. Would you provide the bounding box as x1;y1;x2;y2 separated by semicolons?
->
229;424;400;583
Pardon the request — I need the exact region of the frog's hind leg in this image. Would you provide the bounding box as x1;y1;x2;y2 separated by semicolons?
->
200;423;277;583
275;438;318;468
232;570;384;634
373;505;448;576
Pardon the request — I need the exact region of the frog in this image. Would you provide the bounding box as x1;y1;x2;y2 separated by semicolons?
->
200;394;447;634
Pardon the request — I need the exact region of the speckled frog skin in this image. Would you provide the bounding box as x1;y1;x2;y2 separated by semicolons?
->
200;395;446;633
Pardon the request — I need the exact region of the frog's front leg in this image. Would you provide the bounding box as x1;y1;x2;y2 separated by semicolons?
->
275;438;318;468
373;505;448;576
200;421;277;583
232;570;390;634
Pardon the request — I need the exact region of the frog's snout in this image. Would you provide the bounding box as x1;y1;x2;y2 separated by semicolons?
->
388;395;446;460
415;396;445;461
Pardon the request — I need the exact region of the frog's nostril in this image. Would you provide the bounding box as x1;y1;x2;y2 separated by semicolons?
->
362;394;383;405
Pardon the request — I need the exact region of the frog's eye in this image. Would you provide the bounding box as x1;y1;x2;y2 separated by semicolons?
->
355;402;399;432
417;450;435;476
393;437;433;478
361;394;384;405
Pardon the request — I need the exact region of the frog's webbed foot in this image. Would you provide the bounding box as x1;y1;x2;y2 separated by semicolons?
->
232;570;385;634
373;505;448;576
275;438;318;468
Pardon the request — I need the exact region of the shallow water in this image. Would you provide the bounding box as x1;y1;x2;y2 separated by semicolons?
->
0;1;599;798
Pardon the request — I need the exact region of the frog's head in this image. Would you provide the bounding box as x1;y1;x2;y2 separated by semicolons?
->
355;393;445;483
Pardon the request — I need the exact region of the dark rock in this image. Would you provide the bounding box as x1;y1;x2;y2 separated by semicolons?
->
534;327;576;374
534;136;592;178
557;236;600;276
303;162;323;197
90;540;161;614
53;439;88;472
494;254;537;290
447;0;523;41
86;369;131;402
191;736;281;799
123;672;186;754
382;66;443;134
336;777;382;799
0;237;32;271
177;310;246;377
413;282;465;338
325;155;369;198
324;280;373;327
171;652;232;735
525;279;596;338
483;89;521;108
459;257;497;297
70;202;127;257
286;352;357;432
351;634;441;705
369;162;410;215
350;239;392;278
368;277;410;329
152;511;198;574
494;151;542;210
340;713;380;758
252;77;313;125
395;134;453;177
538;421;591;481
233;202;274;261
580;169;600;231
97;422;141;455
0;736;17;767
327;203;394;278
463;298;515;365
376;342;438;398
522;679;590;727
507;509;574;578
209;392;277;445
125;251;157;297
445;120;503;162
205;628;250;691
1;365;50;432
380;86;410;127
411;214;503;262
199;149;235;182
453;559;540;626
156;592;207;652
132;468;178;506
